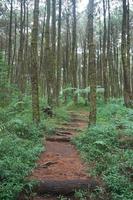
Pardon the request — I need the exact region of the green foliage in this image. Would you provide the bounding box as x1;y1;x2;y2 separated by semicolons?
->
54;106;70;122
62;86;104;106
73;100;133;200
66;97;88;112
0;94;45;199
58;195;68;200
0;89;71;199
0;52;10;106
0;132;44;200
62;86;104;96
74;189;88;200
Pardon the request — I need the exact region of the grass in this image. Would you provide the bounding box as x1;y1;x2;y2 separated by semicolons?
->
73;99;133;200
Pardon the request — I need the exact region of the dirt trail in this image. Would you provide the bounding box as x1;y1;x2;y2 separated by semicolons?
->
28;112;97;200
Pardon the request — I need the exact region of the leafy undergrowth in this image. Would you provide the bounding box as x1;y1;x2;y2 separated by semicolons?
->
0;94;70;200
66;97;89;112
73;99;133;200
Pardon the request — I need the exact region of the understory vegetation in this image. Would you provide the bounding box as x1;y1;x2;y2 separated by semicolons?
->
0;92;70;200
0;84;133;200
73;99;133;200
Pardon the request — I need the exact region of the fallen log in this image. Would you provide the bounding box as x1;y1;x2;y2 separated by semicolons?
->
33;179;99;195
17;179;99;199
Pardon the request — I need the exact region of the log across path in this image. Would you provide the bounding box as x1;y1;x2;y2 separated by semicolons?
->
19;112;99;200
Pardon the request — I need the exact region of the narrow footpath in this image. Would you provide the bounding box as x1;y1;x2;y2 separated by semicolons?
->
28;112;98;199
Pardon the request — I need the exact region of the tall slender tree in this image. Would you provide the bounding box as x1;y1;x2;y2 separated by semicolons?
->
71;0;77;104
31;0;40;124
17;0;25;93
8;0;13;75
56;0;62;105
45;0;52;106
103;0;108;103
88;0;96;126
121;0;133;108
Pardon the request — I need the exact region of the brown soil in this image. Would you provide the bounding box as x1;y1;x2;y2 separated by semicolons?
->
27;112;95;199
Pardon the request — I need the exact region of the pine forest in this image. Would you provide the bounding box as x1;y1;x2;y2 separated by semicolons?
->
0;0;133;199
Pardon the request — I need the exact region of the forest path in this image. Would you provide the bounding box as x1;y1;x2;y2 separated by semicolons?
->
29;111;98;200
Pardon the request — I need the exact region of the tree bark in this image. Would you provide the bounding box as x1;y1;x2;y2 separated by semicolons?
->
17;0;25;93
71;0;78;104
88;0;97;126
45;0;53;106
121;0;133;108
8;0;13;67
103;0;108;103
31;0;40;124
56;0;62;105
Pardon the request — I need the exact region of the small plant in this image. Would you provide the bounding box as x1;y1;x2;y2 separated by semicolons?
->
74;189;88;200
58;195;68;200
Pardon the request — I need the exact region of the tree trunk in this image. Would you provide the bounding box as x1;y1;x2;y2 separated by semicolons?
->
17;0;25;93
82;39;88;103
121;0;133;108
56;0;62;105
11;13;17;83
8;0;13;67
31;0;40;124
88;0;97;126
51;0;56;104
71;0;78;104
63;9;70;103
40;10;46;74
103;0;108;103
45;0;53;106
